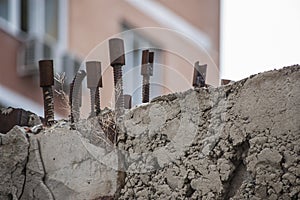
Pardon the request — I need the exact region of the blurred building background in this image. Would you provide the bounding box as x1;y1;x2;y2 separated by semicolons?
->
0;0;220;118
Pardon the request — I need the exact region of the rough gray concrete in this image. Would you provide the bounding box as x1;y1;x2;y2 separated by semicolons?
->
118;66;300;199
0;120;119;200
0;126;29;200
0;66;299;199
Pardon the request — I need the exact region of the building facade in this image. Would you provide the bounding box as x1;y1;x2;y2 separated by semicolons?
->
0;0;220;118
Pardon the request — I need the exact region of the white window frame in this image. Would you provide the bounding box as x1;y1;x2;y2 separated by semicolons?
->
0;0;68;72
0;0;20;36
28;0;69;72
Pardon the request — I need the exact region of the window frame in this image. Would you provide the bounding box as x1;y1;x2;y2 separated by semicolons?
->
0;0;69;73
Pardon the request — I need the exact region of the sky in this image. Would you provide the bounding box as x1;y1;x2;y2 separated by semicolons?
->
221;0;300;81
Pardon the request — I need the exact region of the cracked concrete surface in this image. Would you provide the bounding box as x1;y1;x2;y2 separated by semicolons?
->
0;121;119;200
118;66;300;199
0;126;29;200
0;65;299;199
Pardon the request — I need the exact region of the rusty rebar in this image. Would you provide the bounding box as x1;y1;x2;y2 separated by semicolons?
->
124;94;132;109
141;50;154;103
109;38;125;119
86;61;102;117
89;87;97;117
69;70;86;123
113;65;124;116
95;87;101;115
39;60;55;126
193;61;207;88
142;76;150;103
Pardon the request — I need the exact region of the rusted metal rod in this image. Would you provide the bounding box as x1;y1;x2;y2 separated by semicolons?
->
109;38;125;119
192;61;207;88
95;84;101;115
124;94;132;109
39;60;55;126
69;70;86;123
86;61;102;117
141;50;154;103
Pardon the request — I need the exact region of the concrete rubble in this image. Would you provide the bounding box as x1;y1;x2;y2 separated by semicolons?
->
0;65;299;199
117;66;300;199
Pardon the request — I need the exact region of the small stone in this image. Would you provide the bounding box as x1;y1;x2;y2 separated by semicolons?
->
140;174;150;185
136;190;149;198
187;170;195;180
269;193;278;200
272;182;283;194
157;184;172;196
282;173;296;184
257;148;282;164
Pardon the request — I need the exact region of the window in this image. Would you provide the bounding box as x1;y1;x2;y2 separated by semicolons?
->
0;0;70;76
45;0;59;41
0;0;70;77
0;0;9;20
20;0;29;32
0;0;65;43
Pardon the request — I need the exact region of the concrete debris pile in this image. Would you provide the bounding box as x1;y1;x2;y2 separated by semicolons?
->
0;65;299;200
117;66;300;199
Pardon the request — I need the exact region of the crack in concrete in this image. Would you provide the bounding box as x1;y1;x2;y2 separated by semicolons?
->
18;133;30;200
37;139;55;200
223;141;250;199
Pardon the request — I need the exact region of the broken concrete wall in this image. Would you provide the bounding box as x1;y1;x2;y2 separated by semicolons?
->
0;66;299;199
118;66;300;199
0;120;119;200
0;127;29;200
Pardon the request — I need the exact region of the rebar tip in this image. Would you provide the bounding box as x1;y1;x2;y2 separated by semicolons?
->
149;52;154;63
141;50;154;76
142;50;149;65
39;60;54;87
109;38;125;66
86;61;102;88
193;62;207;88
124;94;132;109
